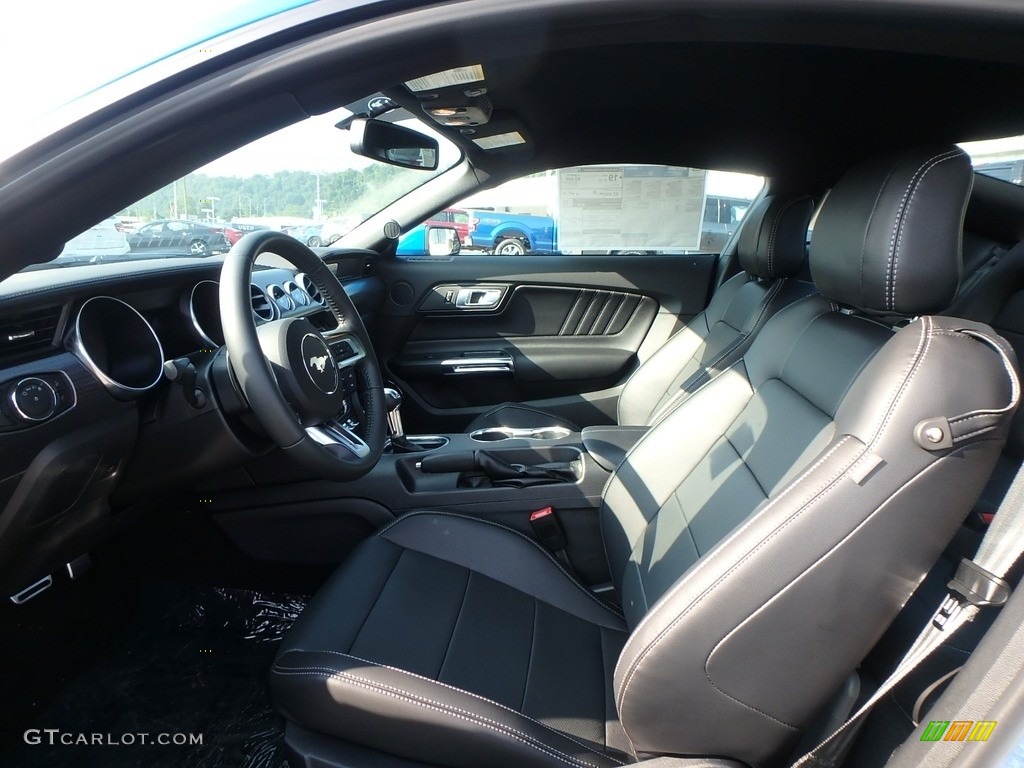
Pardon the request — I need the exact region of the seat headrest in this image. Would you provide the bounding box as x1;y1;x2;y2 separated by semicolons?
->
735;194;815;278
810;145;973;315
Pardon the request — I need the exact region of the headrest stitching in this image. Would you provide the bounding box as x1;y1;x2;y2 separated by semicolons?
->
766;197;802;278
885;149;962;311
891;151;962;312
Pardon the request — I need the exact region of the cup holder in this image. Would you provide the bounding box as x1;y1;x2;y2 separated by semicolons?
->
403;435;450;451
529;427;572;440
469;426;571;442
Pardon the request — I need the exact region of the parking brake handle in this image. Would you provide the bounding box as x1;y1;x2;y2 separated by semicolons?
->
419;450;577;487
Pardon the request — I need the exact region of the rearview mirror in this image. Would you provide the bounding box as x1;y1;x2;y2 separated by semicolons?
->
349;118;439;171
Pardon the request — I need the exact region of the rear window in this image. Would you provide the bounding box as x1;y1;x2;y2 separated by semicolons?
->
960;135;1024;185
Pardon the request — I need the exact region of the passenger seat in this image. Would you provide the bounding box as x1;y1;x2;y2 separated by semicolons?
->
465;192;816;432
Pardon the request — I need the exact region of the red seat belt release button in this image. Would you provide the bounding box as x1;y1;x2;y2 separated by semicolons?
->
529;507;568;552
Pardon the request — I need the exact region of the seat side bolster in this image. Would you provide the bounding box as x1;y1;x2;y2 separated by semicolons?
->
601;362;756;607
271;650;629;768
381;511;626;630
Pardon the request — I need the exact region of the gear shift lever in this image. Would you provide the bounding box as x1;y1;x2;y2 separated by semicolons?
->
384;386;405;438
384;385;425;452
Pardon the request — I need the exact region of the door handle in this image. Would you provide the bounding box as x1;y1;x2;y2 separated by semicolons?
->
455;288;503;309
440;352;514;375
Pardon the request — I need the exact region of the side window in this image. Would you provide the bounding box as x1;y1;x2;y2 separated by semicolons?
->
729;200;750;224
961;135;1024;186
401;165;762;258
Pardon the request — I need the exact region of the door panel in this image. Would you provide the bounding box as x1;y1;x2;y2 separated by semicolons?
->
371;253;716;432
409;286;654;340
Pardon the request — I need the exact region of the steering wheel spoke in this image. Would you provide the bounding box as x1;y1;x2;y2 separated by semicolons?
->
324;332;367;370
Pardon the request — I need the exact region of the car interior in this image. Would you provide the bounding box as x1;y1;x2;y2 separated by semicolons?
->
5;2;1024;768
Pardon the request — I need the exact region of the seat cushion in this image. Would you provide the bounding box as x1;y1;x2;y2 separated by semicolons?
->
271;512;631;768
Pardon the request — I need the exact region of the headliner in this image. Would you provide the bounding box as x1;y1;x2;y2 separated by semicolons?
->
394;42;1024;184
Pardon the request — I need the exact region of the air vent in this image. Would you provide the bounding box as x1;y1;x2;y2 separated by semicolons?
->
250;284;276;322
267;284;294;313
0;305;63;363
296;273;323;306
283;281;309;307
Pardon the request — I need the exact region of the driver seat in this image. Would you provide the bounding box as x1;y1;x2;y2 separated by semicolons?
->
271;145;1018;768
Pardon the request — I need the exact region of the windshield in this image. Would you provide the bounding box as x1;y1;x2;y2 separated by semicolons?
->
32;105;462;271
0;0;316;162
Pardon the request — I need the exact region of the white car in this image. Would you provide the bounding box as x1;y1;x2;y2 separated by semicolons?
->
56;216;129;261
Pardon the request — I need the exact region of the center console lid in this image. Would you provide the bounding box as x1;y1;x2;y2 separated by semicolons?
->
581;425;650;471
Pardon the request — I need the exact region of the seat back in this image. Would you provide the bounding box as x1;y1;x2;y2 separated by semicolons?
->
617;194;815;425
600;146;1019;766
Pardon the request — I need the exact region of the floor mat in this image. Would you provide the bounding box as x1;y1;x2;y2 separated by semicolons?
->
2;581;307;768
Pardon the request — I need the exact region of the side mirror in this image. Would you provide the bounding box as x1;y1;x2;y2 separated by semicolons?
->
426;226;461;257
396;224;461;257
349;118;439;171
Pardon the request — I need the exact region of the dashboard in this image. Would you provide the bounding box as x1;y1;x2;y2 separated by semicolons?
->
0;248;384;598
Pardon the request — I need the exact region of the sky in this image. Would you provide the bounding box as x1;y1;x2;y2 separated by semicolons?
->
0;0;311;162
0;0;458;178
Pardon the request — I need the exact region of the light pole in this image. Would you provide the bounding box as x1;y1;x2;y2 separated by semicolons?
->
314;173;327;221
207;197;221;222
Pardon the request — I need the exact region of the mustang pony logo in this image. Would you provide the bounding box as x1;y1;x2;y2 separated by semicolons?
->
309;355;330;374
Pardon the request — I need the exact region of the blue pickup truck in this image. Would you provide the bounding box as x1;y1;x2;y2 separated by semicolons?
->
466;210;555;254
466;195;750;255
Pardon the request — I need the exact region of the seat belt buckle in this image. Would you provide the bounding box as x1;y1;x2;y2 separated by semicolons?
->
529;507;568;552
934;558;1012;631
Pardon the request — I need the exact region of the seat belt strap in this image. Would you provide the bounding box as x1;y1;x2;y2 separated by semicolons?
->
793;431;1024;766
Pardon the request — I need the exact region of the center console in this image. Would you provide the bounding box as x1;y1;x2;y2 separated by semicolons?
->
206;388;650;584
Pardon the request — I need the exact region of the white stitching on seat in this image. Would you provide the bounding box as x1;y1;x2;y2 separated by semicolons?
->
766;197;801;277
886;149;961;311
891;151;962;310
868;317;931;452
642;278;784;429
613;436;855;721
957;424;1004;441
277;649;627;764
379;511;624;618
651;332;749;421
698;448;864;724
617;313;936;726
273;665;612;768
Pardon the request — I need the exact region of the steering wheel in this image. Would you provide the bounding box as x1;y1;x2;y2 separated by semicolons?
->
219;230;386;481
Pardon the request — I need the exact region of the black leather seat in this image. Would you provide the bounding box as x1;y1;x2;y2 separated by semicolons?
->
271;145;1018;768
465;193;816;433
